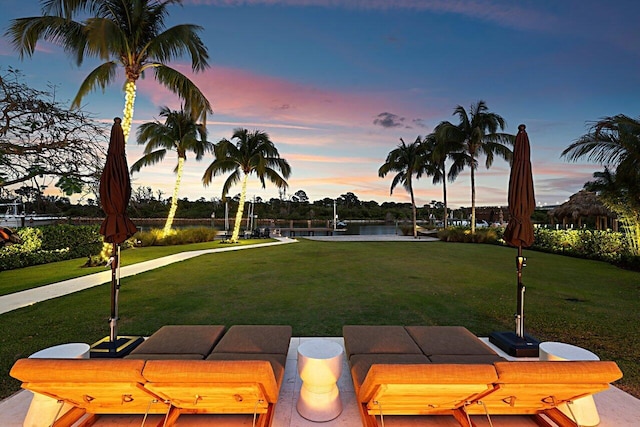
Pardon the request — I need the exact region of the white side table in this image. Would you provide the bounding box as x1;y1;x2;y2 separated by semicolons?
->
539;341;601;427
23;343;90;427
296;339;344;422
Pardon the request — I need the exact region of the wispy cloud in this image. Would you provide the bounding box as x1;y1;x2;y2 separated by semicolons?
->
186;0;557;32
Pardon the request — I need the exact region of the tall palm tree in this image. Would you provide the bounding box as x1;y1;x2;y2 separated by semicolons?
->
378;137;426;238
438;100;513;233
6;0;212;141
131;106;210;236
562;114;640;254
202;128;291;243
423;125;466;228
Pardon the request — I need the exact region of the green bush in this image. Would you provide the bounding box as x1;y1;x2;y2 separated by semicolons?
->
0;225;102;271
532;228;631;265
437;227;499;244
134;227;218;247
437;226;639;270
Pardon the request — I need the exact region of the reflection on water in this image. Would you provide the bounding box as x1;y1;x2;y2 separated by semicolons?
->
343;223;398;235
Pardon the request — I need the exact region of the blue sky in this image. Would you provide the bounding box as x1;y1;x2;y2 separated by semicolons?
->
2;0;639;208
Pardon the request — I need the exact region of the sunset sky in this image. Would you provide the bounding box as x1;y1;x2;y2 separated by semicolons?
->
2;0;639;209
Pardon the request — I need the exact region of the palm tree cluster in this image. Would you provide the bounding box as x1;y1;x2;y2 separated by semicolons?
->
5;0;212;141
562;115;640;255
379;100;514;237
8;1;291;240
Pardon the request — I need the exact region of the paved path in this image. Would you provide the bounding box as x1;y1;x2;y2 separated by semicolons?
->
0;238;297;315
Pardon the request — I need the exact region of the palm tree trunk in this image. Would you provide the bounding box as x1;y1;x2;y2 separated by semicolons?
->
162;157;184;237
470;165;476;234
442;175;448;228
409;180;417;238
122;80;136;141
230;174;249;242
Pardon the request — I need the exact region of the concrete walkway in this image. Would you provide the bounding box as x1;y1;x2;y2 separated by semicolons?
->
0;238;297;315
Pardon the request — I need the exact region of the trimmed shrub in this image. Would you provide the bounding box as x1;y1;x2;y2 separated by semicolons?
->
0;225;103;271
438;226;637;269
134;227;218;247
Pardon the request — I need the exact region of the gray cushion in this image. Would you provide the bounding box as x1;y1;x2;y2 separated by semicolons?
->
128;325;225;358
343;325;423;358
125;353;204;360
211;325;292;355
428;354;505;364
405;326;498;356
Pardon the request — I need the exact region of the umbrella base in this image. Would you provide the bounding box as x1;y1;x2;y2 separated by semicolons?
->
90;335;144;358
489;331;540;357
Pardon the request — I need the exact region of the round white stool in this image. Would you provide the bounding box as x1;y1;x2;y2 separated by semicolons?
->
23;343;90;427
539;341;601;427
296;339;344;422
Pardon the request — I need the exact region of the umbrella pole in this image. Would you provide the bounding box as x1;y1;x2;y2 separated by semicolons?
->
515;245;526;338
109;243;120;343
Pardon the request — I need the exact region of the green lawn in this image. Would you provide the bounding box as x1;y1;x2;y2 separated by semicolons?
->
0;238;272;296
1;239;638;400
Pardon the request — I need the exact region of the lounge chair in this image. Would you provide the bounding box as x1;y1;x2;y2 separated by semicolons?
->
343;325;623;427
9;359;169;426
10;324;292;427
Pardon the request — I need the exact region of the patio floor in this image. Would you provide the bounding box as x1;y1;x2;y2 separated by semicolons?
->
2;337;639;427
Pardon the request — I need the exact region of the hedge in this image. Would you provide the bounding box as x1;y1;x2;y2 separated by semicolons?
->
0;225;103;271
438;226;639;271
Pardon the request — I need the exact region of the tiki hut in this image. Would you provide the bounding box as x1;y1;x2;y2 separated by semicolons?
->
549;190;617;230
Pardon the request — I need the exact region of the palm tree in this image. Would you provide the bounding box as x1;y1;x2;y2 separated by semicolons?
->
423;124;467;228
562;114;640;254
6;0;212;141
202;129;291;243
130;106;210;237
438;100;513;233
378;137;426;238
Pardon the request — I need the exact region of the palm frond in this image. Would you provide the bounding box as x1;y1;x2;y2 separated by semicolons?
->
153;65;212;122
71;61;118;108
130;149;168;173
146;24;209;71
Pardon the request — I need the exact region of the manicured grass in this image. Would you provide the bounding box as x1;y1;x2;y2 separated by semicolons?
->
1;239;638;400
0;239;272;296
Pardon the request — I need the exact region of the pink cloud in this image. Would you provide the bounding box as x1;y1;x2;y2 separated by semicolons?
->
136;64;434;131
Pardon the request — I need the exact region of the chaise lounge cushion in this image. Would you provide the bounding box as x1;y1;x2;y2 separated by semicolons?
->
343;325;423;358
405;326;499;356
126;325;225;359
428;354;506;364
211;325;292;355
209;325;292;383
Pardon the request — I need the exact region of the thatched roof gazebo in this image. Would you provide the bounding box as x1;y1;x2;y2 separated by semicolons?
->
549;190;617;230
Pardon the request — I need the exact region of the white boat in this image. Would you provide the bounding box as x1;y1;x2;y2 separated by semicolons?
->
0;200;67;228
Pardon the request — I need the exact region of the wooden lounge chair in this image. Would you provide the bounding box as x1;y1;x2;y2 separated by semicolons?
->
466;361;624;426
355;363;499;427
343;325;624;427
10;325;292;427
142;359;281;427
9;358;169;426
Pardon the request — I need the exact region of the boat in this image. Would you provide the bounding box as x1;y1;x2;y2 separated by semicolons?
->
0;200;67;228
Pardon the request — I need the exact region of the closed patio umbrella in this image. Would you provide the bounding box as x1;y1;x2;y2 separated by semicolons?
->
93;117;140;357
490;124;540;357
